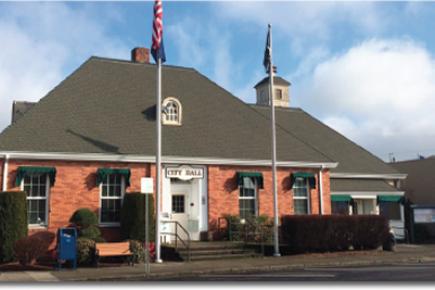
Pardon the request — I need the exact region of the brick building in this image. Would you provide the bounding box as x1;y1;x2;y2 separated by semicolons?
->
0;48;405;241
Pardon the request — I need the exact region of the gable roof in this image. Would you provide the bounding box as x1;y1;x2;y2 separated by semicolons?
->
254;76;291;89
391;159;435;204
0;57;332;164
251;105;400;175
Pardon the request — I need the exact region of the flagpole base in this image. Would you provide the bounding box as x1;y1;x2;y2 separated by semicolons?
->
155;259;163;264
273;253;281;257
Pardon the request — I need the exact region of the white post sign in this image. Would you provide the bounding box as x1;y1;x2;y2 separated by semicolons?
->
141;177;154;194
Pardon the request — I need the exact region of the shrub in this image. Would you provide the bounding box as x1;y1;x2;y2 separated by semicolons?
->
281;215;389;253
13;231;55;266
222;214;273;243
129;240;155;263
0;191;28;262
120;193;155;242
76;238;96;265
69;208;104;242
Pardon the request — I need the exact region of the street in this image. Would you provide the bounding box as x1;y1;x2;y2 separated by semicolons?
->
139;262;435;282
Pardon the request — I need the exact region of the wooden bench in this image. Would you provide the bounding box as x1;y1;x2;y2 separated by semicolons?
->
95;242;134;266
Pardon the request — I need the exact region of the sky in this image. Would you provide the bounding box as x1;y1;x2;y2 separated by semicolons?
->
1;1;435;162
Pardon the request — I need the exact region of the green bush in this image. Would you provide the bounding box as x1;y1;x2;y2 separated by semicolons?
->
0;191;28;262
281;215;389;253
13;231;55;266
76;238;96;265
70;208;98;228
69;208;104;242
120;193;155;242
222;214;273;243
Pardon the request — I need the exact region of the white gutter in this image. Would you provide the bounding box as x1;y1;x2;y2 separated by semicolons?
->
318;166;324;215
0;151;338;169
330;172;407;180
331;191;405;196
2;154;9;192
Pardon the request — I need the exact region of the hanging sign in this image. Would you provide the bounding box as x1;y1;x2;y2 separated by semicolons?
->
165;165;204;180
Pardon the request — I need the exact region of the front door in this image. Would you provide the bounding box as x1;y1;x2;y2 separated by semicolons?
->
170;182;191;241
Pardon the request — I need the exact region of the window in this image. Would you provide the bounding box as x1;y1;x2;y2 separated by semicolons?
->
293;177;310;214
332;201;350;215
239;177;258;219
380;202;401;220
275;88;283;100
162;97;182;125
353;199;376;215
100;174;125;224
172;195;185;213
23;174;49;226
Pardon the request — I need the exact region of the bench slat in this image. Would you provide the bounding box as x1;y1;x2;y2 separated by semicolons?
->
96;242;133;257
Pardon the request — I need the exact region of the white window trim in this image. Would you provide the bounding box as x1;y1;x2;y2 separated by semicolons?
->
162;97;182;126
293;178;311;214
239;178;258;218
99;174;125;227
21;174;50;228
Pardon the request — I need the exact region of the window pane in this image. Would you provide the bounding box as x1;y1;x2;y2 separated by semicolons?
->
294;199;308;214
380;202;401;220
101;199;121;223
239;199;256;219
172;195;185;213
332;201;349;215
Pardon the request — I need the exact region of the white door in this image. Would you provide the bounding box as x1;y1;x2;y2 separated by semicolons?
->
170;183;191;241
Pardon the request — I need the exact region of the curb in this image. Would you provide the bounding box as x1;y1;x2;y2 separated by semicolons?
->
70;255;435;281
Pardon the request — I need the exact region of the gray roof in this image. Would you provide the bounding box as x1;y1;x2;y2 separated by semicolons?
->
11;101;36;124
251;105;400;175
391;159;435;204
331;178;398;192
254;76;291;89
0;57;332;163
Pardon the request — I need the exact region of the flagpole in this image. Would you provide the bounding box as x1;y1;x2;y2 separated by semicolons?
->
268;24;281;257
155;57;163;263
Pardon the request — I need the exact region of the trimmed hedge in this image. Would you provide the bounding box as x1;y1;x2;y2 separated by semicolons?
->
281;215;389;253
69;208;104;242
120;193;155;242
14;231;55;266
0;191;28;263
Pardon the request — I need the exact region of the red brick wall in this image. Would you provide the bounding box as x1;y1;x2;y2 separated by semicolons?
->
6;159;152;242
3;159;331;242
207;165;331;234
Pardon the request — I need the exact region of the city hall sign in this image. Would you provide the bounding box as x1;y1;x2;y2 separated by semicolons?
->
165;165;204;181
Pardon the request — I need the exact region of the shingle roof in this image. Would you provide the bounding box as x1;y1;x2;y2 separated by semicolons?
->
0;57;332;164
251;105;399;175
254;76;291;88
391;159;435;204
331;178;398;192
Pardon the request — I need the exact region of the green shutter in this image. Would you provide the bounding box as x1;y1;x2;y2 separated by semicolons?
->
331;195;352;202
377;195;403;203
236;172;264;189
96;168;131;187
290;172;316;189
15;166;57;187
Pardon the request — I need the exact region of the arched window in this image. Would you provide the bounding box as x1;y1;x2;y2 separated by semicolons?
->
162;97;182;125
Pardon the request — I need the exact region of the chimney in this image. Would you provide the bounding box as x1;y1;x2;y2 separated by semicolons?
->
131;47;150;64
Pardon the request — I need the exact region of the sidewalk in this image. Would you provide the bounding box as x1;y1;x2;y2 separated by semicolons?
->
2;244;435;282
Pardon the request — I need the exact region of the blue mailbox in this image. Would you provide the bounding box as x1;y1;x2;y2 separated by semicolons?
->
57;227;77;269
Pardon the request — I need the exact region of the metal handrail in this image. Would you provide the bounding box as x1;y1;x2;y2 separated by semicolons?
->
161;220;191;262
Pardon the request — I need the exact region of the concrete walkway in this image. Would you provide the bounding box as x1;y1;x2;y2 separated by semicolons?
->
1;244;435;282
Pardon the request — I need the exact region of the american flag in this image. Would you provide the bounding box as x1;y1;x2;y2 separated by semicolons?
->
151;0;166;63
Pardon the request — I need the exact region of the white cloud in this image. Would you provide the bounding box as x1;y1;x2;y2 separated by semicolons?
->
299;39;435;161
215;2;388;55
0;2;129;132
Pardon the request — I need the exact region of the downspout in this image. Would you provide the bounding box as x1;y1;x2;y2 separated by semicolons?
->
2;154;9;192
318;166;324;215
